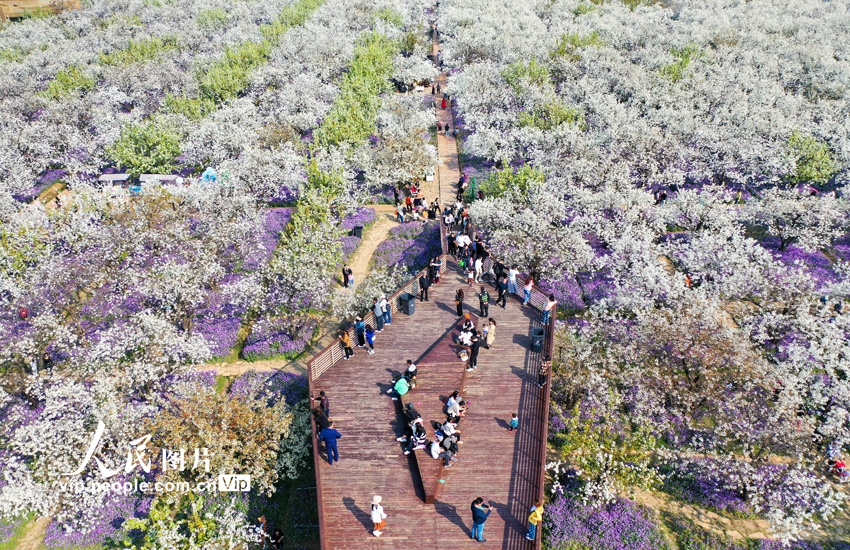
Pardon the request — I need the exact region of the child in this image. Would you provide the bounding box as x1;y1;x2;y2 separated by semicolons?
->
365;324;376;355
371;495;387;537
466;266;475;286
509;413;518;432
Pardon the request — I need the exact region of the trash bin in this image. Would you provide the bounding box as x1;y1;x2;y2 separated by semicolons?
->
399;293;416;315
531;327;545;352
351;226;363;238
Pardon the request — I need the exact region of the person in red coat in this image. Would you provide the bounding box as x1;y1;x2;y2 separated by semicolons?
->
441;97;447;109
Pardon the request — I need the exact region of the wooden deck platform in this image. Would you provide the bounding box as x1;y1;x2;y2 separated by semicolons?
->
312;261;548;549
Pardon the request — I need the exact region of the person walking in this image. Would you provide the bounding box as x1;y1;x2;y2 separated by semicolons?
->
508;265;519;295
496;275;508;308
467;332;481;372
318;422;342;465
470;497;491;542
437;120;442;133
313;408;330;431
477;286;490;318
485;318;496;349
455;289;465;317
538;360;549;388
526;500;544;541
441;97;447;109
474;257;483;283
342;264;350;288
436;83;441;95
372;298;384;332
522;276;534;306
365;324;376;355
419;273;431;301
371;495;387;537
347;267;355;288
339;329;354;360
354;316;366;347
380;295;391;325
312;391;330;417
508;412;518;432
430;256;442;285
542;294;557;324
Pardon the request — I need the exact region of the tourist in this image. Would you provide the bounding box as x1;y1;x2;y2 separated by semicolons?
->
372;298;384;332
485;318;496;349
474;257;483;283
339;329;354;360
477;286;490;317
508;412;518;432
436;83;441;95
365;324;376;355
470;498;491;542
437;120;442;133
466;332;481;371
342;264;350;288
257;516;273;549
42;352;53;374
354;316;366;347
461;313;474;334
401;421;427;455
496;275;508;308
466;266;475;287
538;361;549;389
318;421;342;465
347;268;355;288
526;500;544;541
419;272;430;301
447;399;467;423
508;265;519;295
522;276;534;306
312;391;330;417
542;294;557;325
313;408;330;431
379;295;391;325
371;495;387;537
270;528;284;549
404;359;417;379
441;97;447;109
430;256;442;285
387;374;414;401
455;289;465;317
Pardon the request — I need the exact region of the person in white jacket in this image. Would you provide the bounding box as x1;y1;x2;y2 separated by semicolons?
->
371;495;387;537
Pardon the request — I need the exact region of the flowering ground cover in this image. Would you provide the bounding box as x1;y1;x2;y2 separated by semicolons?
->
373;221;442;273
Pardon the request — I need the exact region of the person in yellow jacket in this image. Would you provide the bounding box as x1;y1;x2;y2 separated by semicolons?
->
525;500;544;541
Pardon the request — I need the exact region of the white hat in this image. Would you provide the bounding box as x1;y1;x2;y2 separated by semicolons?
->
371;495;382;505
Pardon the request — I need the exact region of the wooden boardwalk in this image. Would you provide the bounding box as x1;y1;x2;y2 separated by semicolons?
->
312;262;548;549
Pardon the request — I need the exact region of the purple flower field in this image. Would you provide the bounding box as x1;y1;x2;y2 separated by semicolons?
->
373;222;442;273
242;317;315;361
545;495;671;550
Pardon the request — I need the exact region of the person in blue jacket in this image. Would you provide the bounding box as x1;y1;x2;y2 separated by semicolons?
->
318;422;342;465
470;497;491;542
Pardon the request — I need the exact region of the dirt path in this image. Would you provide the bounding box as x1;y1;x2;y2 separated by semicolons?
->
17;516;49;550
346;211;398;283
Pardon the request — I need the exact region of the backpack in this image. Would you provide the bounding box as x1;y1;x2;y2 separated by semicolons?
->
480;292;489;304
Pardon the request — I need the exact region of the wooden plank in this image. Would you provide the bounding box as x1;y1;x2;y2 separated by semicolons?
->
312;260;548;549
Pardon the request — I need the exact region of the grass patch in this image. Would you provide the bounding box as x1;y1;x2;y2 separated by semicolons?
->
0;513;35;550
39;64;95;100
99;36;179;66
313;33;397;149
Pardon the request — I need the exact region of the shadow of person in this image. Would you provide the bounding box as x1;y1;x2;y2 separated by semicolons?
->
342;497;372;532
493;416;511;430
434;499;471;538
